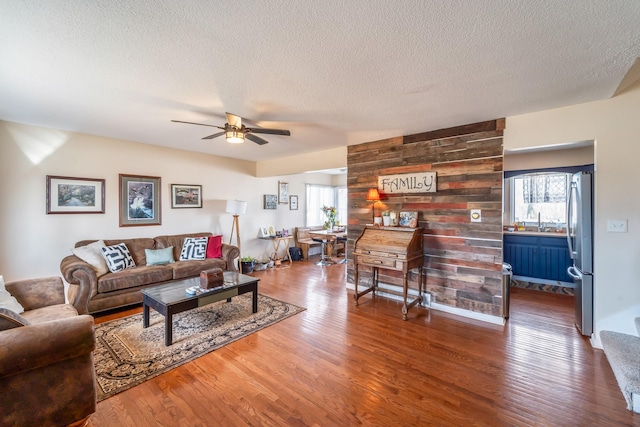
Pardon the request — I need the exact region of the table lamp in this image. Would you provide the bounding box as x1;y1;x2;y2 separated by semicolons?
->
366;188;381;223
226;200;247;272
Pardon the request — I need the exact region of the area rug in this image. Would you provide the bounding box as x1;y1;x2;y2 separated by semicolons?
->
94;293;304;401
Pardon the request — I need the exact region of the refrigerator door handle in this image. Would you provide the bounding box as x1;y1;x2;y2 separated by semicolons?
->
567;265;581;280
566;182;576;259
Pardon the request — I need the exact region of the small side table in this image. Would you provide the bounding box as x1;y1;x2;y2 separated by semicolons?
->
260;236;293;268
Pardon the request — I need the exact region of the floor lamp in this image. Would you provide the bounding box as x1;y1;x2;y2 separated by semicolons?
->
226;200;247;273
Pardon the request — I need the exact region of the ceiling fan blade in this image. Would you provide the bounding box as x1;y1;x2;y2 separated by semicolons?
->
171;120;222;129
202;131;225;140
225;112;242;128
247;127;291;136
245;133;269;145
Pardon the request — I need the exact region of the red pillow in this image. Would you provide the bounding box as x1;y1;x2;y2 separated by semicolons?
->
206;235;223;258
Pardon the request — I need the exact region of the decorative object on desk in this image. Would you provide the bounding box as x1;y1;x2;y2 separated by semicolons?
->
321;205;338;230
240;256;256;274
259;226;271;238
276;230;282;237
46;175;105;214
264;194;277;209
290;194;298;210
282;228;289;237
390;211;398;226
267;225;276;236
374;216;382;225
382;210;391;226
119;174;161;227
399;211;418;227
278;181;289;204
366;187;381;223
226;199;247;272
171;184;202;208
93;293;305;401
199;268;224;289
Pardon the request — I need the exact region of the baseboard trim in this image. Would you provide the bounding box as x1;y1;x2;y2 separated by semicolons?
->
345;282;504;326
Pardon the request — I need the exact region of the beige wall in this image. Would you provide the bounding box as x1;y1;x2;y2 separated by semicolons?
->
0;121;333;281
256;147;347;177
505;80;640;343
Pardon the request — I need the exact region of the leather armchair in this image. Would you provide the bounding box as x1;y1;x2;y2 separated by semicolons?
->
0;277;96;427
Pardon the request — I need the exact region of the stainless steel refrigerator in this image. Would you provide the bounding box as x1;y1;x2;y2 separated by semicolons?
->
566;171;594;336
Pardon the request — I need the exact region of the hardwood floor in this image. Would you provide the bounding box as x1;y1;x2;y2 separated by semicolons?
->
89;258;637;426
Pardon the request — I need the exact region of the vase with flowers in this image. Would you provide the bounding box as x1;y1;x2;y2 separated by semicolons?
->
321;205;338;231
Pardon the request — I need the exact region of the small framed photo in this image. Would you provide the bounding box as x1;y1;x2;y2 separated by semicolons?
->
171;184;202;208
264;194;277;209
46;176;105;214
119;174;161;227
259;226;271;238
399;211;418;227
267;225;276;237
278;181;289;204
290;195;298;210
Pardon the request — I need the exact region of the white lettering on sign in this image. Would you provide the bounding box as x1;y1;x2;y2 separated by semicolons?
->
378;172;437;194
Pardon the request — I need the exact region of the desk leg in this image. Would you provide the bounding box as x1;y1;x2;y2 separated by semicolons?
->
401;273;409;320
354;264;359;304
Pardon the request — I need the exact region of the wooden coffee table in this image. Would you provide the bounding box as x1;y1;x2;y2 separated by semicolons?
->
141;271;259;346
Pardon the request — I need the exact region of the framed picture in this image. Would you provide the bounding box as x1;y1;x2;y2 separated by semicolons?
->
290;195;298;210
46;175;105;214
399;211;418;227
267;225;276;236
278;181;289;204
264;194;277;209
119;174;161;227
171;184;202;208
259;226;271;238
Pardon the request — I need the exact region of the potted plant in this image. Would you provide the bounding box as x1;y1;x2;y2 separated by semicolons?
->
240;256;256;274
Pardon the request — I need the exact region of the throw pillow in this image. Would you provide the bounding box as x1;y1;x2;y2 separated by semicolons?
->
145;246;175;266
0;275;25;314
179;237;208;261
72;240;109;277
0;307;30;331
206;235;223;258
101;243;136;273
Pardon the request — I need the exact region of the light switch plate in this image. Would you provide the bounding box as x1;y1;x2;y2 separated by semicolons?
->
607;219;628;233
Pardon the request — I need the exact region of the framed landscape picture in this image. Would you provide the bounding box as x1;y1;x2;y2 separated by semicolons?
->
171;184;202;208
264;194;277;209
119;174;161;227
46;175;105;214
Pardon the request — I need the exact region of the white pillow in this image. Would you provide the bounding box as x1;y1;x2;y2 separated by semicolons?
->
0;275;25;314
72;240;109;277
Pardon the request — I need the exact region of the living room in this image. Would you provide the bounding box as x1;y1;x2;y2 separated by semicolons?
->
3;1;640;425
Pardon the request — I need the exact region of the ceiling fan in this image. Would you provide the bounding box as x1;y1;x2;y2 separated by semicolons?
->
172;112;291;145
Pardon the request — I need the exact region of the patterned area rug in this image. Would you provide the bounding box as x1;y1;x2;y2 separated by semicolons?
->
94;293;304;401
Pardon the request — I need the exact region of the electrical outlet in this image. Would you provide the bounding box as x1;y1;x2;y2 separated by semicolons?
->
607;219;628;233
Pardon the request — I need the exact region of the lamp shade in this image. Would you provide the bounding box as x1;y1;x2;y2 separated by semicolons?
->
225;199;247;215
366;188;381;202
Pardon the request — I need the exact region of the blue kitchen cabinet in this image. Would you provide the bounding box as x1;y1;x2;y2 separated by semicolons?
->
503;234;572;283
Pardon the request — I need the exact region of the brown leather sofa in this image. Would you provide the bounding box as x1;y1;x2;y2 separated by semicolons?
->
0;276;96;427
60;232;239;315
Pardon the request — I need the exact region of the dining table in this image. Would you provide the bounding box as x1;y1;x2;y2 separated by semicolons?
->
309;229;347;264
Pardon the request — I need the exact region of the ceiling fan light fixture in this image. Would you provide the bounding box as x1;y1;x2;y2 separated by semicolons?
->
225;129;244;144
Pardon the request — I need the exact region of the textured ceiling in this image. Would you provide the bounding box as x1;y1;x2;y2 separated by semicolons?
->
1;1;640;163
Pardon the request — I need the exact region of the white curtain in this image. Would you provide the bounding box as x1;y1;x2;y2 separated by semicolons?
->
305;184;347;226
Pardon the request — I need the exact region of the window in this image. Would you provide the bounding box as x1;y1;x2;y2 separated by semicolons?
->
511;172;569;226
305;184;347;226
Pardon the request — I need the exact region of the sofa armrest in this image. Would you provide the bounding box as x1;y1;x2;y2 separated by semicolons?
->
0;315;95;378
60;255;98;315
221;243;240;272
5;276;65;311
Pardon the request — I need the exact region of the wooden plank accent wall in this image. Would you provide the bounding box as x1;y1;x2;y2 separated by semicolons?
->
347;119;505;317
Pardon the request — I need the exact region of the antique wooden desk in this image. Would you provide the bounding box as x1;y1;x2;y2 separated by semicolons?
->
353;226;424;320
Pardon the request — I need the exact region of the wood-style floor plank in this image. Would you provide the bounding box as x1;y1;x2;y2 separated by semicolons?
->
89;257;638;426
